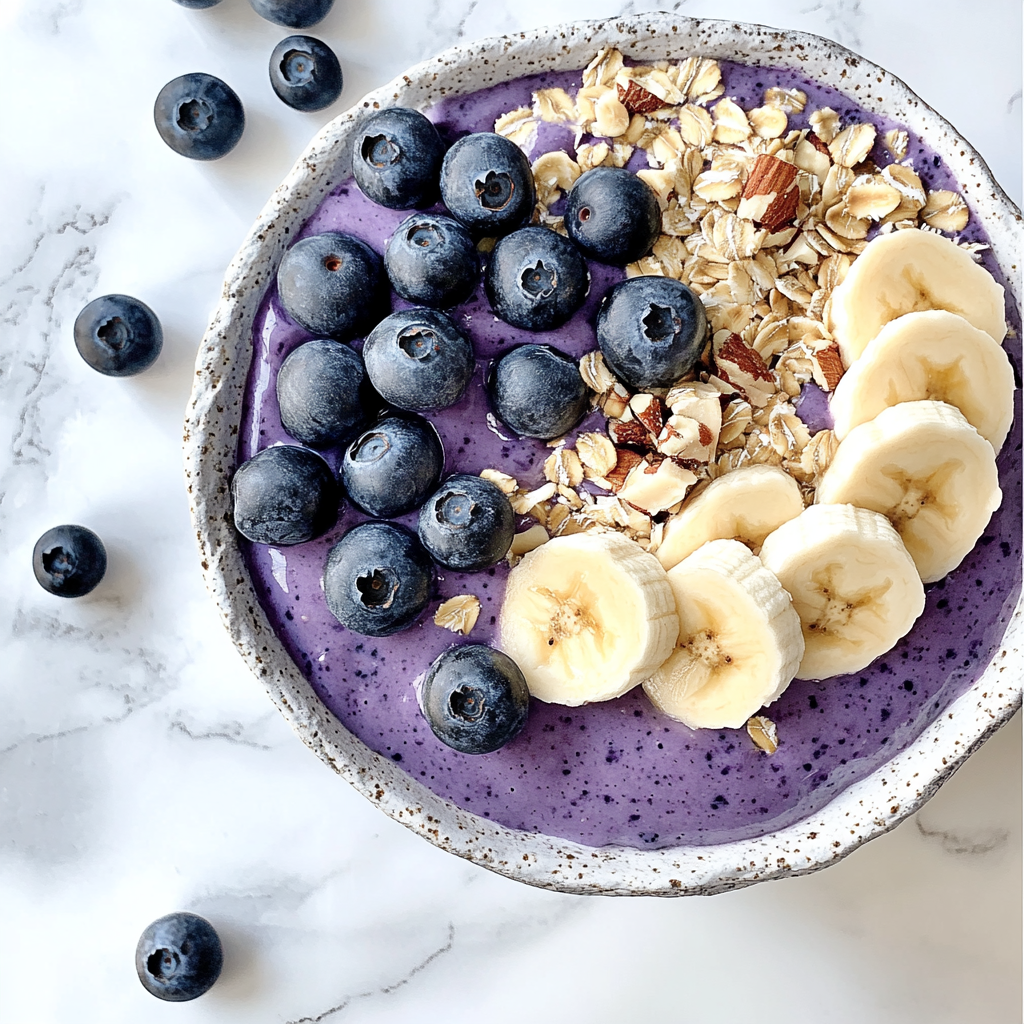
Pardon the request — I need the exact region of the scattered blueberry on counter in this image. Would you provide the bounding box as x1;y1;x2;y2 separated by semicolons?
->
596;275;708;391
154;73;245;160
489;343;590;440
33;525;107;598
353;107;446;210
418;474;515;571
231;444;339;545
440;132;536;236
362;308;475;412
385;212;479;309
74;294;163;376
341;414;444;519
565;166;661;266
136;913;223;1002
324;521;433;636
420;645;530;754
269;35;342;111
250;0;333;28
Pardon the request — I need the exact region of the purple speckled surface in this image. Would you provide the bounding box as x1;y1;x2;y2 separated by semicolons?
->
236;61;1022;850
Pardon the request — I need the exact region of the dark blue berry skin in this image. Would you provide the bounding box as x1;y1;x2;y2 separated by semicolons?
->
276;339;365;448
324;521;432;636
250;0;333;27
362;309;474;413
32;525;107;598
74;295;163;377
154;74;244;161
269;35;342;112
420;645;530;754
485;226;590;332
277;233;386;340
440;133;536;236
353;108;445;211
564;167;661;266
136;913;223;1002
342;415;444;519
418;474;514;571
173;0;222;7
596;276;707;391
231;445;338;545
385;213;479;308
489;344;589;440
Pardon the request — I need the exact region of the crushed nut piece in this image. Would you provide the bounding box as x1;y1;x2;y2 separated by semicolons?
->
738;154;799;232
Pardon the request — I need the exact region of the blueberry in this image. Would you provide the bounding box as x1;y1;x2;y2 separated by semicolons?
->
420;645;530;754
440;133;536;236
250;0;333;27
418;474;514;570
277;232;386;340
489;344;589;440
342;414;444;519
276;339;365;448
269;35;342;112
154;73;244;161
362;309;474;413
353;108;445;210
73;294;163;377
596;276;707;391
385;213;479;308
564;167;661;266
485;226;589;332
231;445;338;545
324;521;432;636
136;912;223;1002
173;0;222;7
32;525;107;598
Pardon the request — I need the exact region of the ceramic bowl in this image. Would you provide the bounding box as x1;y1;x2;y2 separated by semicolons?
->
184;13;1022;896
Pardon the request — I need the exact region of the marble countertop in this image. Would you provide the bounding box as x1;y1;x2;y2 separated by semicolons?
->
0;0;1019;1021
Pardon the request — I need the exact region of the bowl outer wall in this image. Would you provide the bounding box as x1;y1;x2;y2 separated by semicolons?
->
183;13;1023;896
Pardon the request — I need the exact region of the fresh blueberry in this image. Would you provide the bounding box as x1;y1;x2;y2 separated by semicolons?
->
232;444;338;545
385;213;479;308
324;521;432;636
596;276;707;391
154;73;244;161
269;35;342;112
485;226;590;332
73;294;163;377
277;232;386;340
136;912;223;1002
489;344;589;440
564;167;661;266
362;309;474;413
342;414;444;519
276;339;365;448
250;0;333;27
418;474;515;571
353;108;445;210
173;0;222;7
440;133;536;236
32;525;107;598
420;645;530;754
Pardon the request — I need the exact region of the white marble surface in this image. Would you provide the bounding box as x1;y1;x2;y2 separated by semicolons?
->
0;0;1020;1020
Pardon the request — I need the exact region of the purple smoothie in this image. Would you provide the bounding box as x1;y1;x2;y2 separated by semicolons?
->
237;61;1022;850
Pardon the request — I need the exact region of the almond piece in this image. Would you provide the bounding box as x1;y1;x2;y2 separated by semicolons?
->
617;79;664;115
617;457;697;514
713;332;776;408
605;448;645;492
810;342;844;391
737;154;800;232
608;418;656;449
629;393;664;434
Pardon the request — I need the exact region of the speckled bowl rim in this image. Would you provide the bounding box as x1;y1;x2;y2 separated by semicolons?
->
184;13;1023;896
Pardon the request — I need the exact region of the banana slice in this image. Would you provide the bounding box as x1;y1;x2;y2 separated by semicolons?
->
643;539;804;729
815;400;1001;583
829;229;1006;366
759;504;925;680
499;531;678;706
830;310;1016;453
657;465;805;571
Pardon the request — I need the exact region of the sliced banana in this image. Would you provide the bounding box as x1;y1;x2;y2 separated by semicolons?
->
499;531;678;706
829;228;1006;366
830;310;1016;453
657;465;805;571
759;504;925;680
816;400;1001;583
643;539;804;729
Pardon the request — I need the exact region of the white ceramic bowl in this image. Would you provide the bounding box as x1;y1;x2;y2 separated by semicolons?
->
184;13;1022;896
